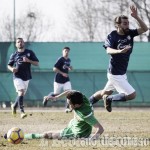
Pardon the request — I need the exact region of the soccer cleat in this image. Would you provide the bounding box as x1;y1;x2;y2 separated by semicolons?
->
103;95;112;112
21;112;27;119
43;96;48;107
65;108;72;113
11;104;16;117
43;95;55;107
3;133;7;139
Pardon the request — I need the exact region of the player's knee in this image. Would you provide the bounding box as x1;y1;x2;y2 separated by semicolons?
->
94;90;103;99
18;90;25;96
101;90;113;97
127;92;136;100
43;132;52;139
133;92;136;99
43;133;48;139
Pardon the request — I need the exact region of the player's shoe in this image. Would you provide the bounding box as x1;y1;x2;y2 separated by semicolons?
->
3;133;7;139
65;108;72;113
11;104;16;117
103;95;112;112
43;96;48;107
21;112;27;119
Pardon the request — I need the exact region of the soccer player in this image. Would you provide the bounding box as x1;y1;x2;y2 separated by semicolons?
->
7;38;39;118
43;47;73;113
89;5;148;112
25;90;103;140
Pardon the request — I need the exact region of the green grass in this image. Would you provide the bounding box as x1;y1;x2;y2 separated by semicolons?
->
0;108;150;150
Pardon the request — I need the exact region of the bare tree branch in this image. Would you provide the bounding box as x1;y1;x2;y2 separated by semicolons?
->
0;4;53;42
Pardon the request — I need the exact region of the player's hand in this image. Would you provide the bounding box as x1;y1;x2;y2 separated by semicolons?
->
23;57;30;63
130;5;138;18
120;45;131;53
12;67;18;73
61;73;68;77
67;66;73;71
69;66;73;71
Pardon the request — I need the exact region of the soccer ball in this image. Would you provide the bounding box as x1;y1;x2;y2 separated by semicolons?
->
7;127;24;144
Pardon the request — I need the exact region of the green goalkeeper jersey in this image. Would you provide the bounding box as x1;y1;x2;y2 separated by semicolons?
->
61;95;99;138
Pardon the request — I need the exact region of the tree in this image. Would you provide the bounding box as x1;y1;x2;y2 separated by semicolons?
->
0;5;53;42
0;5;53;71
68;0;102;41
68;0;149;42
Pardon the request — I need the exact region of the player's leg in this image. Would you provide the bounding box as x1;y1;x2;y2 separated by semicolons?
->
19;80;28;118
43;82;62;106
12;78;28;118
104;74;136;101
43;131;61;139
89;76;114;106
89;89;113;105
63;81;72;113
60;119;93;139
94;73;117;112
12;78;20;116
43;127;75;140
103;74;136;112
43;119;75;139
22;128;76;140
43;92;58;107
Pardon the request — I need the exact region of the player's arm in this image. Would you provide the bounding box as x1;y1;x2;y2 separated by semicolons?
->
29;60;39;66
7;54;18;73
7;65;18;73
23;57;39;66
130;5;148;34
53;67;68;77
106;45;131;55
90;122;104;140
67;66;73;71
84;114;104;140
48;90;71;101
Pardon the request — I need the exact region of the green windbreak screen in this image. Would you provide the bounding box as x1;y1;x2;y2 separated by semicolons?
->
1;42;150;72
0;42;150;106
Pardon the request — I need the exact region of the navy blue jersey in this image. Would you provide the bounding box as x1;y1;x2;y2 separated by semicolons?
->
54;57;71;84
8;49;39;81
103;29;139;75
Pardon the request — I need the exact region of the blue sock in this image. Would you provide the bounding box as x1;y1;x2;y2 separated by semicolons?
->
89;95;99;105
107;93;126;102
18;96;24;112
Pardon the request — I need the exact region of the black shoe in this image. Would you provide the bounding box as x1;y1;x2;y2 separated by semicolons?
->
3;133;7;139
103;95;112;112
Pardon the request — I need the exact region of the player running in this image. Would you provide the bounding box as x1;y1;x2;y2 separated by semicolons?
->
7;38;39;118
43;47;73;113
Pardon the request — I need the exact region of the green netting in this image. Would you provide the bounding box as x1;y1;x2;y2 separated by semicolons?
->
0;42;150;106
1;42;150;72
0;71;150;106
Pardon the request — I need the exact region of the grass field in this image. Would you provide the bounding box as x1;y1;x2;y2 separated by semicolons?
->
0;107;150;150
